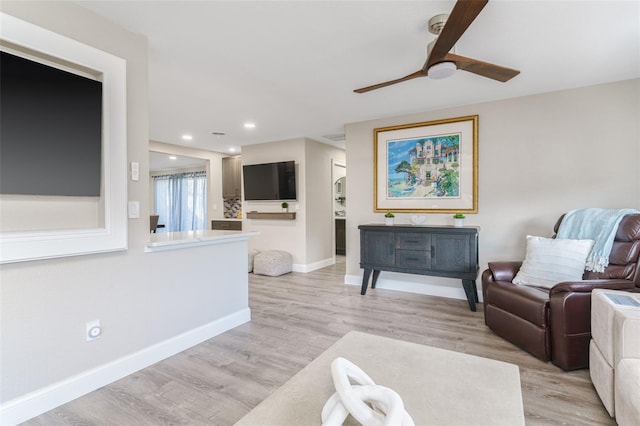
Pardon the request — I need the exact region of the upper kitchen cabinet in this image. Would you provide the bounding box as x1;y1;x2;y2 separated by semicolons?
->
222;156;242;198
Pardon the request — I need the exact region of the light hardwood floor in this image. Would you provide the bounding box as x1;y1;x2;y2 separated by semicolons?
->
24;257;613;425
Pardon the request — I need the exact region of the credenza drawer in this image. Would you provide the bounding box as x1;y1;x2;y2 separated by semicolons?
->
396;249;431;269
396;233;430;250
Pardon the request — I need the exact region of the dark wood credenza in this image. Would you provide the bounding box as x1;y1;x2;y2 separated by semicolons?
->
358;224;480;311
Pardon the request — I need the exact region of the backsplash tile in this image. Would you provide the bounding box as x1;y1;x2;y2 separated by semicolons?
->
224;198;242;218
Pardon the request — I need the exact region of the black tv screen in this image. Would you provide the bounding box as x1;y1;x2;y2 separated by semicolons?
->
242;161;297;201
0;51;102;196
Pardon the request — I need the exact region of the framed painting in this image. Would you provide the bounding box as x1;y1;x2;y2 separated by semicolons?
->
374;115;478;213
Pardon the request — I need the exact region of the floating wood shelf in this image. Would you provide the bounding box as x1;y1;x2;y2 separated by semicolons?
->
246;212;296;220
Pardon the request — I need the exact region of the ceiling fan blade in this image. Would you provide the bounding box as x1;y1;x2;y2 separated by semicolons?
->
354;70;424;93
426;0;488;69
444;53;520;82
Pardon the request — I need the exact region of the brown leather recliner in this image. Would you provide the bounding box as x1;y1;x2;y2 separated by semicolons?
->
482;214;640;370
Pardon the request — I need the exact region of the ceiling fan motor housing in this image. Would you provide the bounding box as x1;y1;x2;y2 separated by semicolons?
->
427;13;455;75
428;13;448;35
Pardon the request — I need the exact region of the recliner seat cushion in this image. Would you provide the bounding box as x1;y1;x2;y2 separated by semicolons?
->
485;281;549;327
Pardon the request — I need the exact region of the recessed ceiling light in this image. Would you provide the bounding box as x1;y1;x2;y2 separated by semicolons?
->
243;122;256;129
181;134;193;140
169;156;177;160
229;147;236;152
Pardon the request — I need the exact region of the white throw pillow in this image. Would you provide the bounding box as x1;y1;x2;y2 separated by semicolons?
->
512;236;595;289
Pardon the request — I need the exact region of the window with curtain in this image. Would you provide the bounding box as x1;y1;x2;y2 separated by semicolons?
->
153;171;207;232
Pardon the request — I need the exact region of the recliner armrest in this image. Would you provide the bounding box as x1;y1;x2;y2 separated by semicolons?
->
487;261;523;282
549;278;636;370
549;279;635;295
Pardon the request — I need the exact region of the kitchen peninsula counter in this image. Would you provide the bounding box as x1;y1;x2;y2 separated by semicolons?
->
146;230;258;253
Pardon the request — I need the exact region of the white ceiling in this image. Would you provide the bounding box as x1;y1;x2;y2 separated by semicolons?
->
76;1;640;154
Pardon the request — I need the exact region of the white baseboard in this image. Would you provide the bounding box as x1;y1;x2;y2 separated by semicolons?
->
345;273;484;303
292;257;334;273
0;308;251;426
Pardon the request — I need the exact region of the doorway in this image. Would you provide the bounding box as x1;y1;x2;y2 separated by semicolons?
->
333;162;346;256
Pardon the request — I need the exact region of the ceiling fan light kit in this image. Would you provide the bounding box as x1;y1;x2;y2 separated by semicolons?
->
354;0;519;93
428;61;457;79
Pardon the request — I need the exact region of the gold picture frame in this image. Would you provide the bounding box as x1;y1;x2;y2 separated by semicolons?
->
374;115;478;213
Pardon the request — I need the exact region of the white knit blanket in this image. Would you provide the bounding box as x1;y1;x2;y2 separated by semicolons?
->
556;208;639;272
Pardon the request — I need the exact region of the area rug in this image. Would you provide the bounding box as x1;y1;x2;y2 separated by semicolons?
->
235;331;525;425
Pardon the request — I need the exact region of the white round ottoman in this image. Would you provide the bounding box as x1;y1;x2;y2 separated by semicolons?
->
253;250;293;276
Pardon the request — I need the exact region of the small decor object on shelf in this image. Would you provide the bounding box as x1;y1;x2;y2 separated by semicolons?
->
384;211;395;226
281;202;289;212
453;213;465;227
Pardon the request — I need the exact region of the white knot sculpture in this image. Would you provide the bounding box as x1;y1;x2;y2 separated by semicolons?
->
321;357;415;426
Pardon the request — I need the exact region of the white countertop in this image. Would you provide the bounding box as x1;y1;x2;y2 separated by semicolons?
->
146;229;258;252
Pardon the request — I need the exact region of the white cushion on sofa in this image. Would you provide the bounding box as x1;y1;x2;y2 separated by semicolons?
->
512;235;594;289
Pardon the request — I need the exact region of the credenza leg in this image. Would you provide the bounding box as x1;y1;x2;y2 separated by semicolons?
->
361;269;372;295
371;270;381;289
462;279;478;311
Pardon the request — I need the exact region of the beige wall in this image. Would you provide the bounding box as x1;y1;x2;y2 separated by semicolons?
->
345;79;640;300
0;1;249;415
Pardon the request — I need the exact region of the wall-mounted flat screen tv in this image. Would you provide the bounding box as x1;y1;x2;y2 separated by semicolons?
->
242;161;297;201
0;51;102;196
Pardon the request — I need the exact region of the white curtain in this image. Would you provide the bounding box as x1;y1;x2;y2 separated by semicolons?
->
153;171;207;232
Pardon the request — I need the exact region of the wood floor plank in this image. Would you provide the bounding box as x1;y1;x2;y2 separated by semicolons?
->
22;256;614;425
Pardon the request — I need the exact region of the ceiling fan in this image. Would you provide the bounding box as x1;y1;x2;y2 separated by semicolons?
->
354;0;520;93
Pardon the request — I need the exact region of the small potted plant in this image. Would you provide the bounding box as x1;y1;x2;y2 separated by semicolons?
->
384;211;395;226
453;213;465;227
281;202;289;212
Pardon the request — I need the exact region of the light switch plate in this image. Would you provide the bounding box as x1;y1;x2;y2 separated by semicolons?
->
128;201;140;218
130;162;140;181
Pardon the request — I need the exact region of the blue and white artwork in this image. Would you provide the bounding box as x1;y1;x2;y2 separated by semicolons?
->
386;133;461;199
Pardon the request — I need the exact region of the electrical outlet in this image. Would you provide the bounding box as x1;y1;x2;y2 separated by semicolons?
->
86;320;102;342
